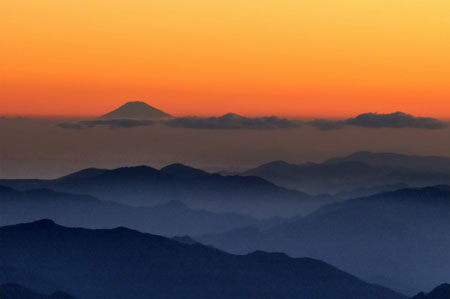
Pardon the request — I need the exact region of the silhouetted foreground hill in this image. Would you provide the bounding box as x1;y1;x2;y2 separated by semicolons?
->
0;164;334;217
0;283;74;299
0;185;283;236
411;284;450;299
199;186;450;295
243;152;450;195
0;220;406;299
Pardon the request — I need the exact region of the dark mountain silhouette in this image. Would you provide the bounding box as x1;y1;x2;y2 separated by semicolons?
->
0;220;406;299
160;163;209;178
58;168;107;181
99;101;171;120
243;152;450;195
171;235;199;245
199;186;450;295
0;284;75;299
0;264;61;295
0;185;284;236
411;284;450;299
0;164;335;217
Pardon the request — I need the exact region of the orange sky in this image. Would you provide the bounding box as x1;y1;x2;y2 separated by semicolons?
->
1;0;449;118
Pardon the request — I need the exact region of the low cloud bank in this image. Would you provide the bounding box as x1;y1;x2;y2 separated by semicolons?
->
307;119;346;131
308;112;445;131
56;112;446;131
167;113;302;130
345;112;445;129
57;119;154;129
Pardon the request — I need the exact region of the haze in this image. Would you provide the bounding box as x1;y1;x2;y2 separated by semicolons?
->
1;117;450;179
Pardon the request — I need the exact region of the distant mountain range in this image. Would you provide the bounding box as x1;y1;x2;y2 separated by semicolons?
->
198;185;450;295
326;151;450;172
2;152;449;298
0;220;406;299
243;152;450;196
0;185;284;236
0;284;75;299
0;164;334;217
99;101;171;120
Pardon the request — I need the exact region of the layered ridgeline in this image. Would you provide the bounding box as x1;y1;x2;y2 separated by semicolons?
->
0;220;405;299
243;152;450;196
199;186;450;295
0;185;284;236
0;284;75;299
0;164;334;218
411;284;450;299
325;151;450;172
1;274;445;299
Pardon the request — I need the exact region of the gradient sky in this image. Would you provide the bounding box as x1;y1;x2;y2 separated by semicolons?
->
1;0;450;118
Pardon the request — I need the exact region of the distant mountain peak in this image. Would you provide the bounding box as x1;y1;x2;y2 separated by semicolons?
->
347;151;375;157
106;165;159;177
171;235;198;245
263;160;293;167
58;167;107;181
31;219;58;227
99;101;171;120
222;113;244;118
160;163;209;178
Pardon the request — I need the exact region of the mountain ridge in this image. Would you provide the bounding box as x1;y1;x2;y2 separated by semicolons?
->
0;164;334;217
0;283;75;299
411;283;450;299
198;185;450;295
0;185;285;236
0;220;406;299
243;152;450;195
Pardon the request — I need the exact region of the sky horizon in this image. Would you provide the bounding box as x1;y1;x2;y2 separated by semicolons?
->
1;1;450;118
2;0;450;179
2;100;450;121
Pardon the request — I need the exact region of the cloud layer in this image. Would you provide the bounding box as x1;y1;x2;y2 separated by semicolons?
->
167;113;302;130
307;119;346;131
56;112;445;131
344;112;445;129
308;112;446;131
57;119;154;129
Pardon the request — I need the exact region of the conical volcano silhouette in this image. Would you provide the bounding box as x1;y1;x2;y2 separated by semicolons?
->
99;101;171;119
